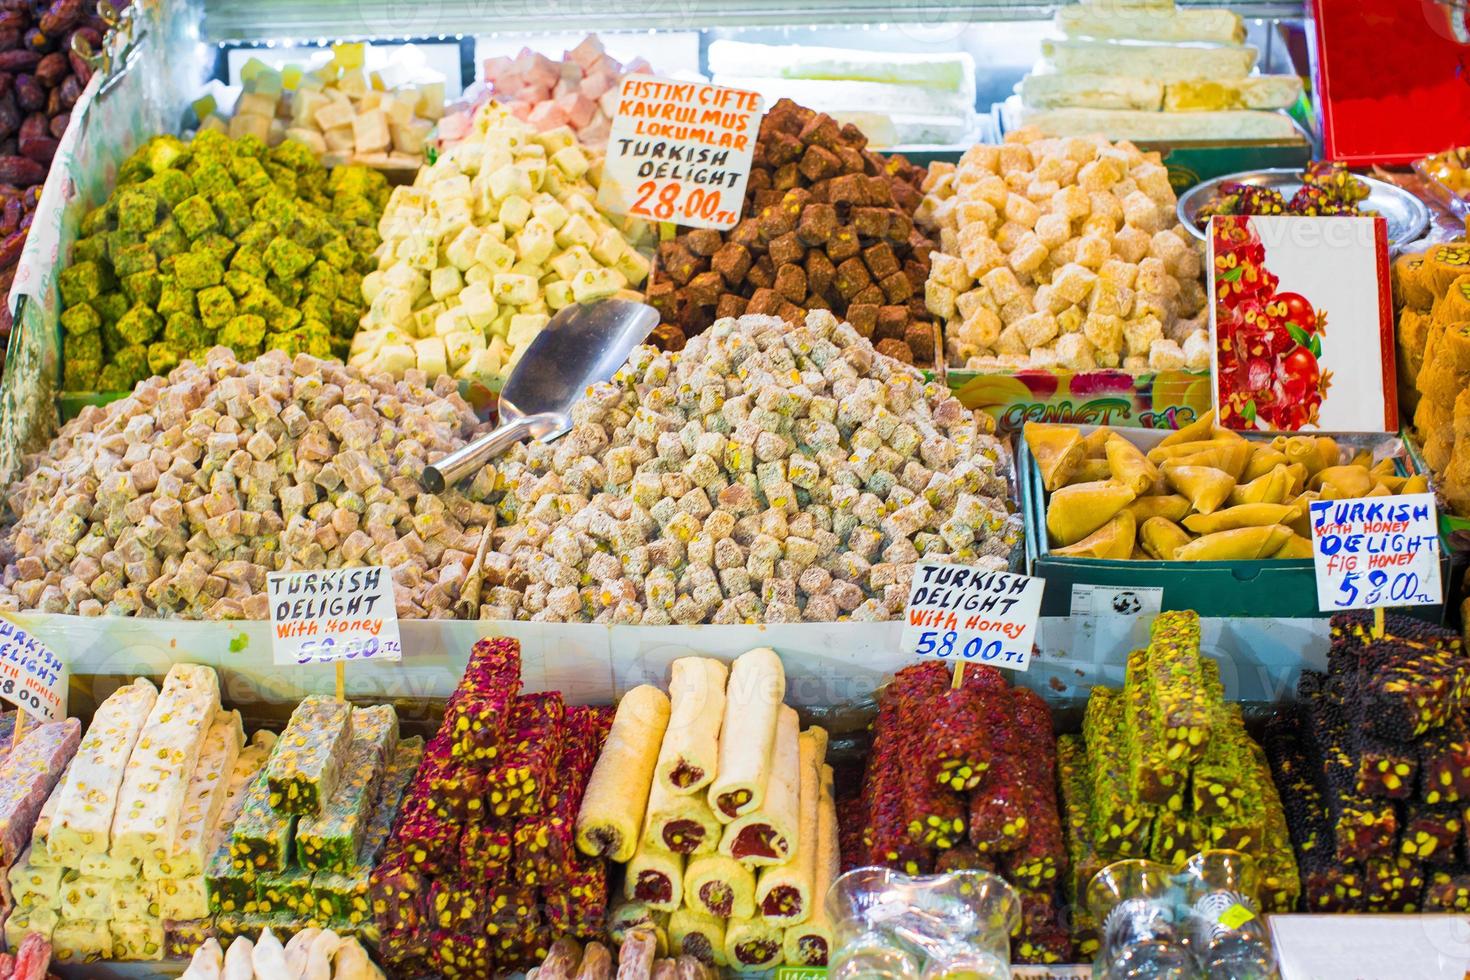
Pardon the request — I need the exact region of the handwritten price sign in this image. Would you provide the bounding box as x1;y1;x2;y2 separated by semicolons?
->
1310;492;1442;612
597;75;763;231
268;567;402;666
900;562;1045;672
0;618;66;721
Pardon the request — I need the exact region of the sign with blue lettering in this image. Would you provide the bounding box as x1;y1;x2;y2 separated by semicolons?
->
268;567;402;666
1309;492;1441;612
900;562;1045;672
0;617;65;721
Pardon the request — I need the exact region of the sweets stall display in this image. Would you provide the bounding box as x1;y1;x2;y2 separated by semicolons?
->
0;0;1468;976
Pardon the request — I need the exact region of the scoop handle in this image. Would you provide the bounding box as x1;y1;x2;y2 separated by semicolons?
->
421;417;535;493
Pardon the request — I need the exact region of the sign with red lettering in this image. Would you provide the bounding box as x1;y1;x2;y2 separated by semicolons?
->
1310;493;1441;612
268;567;402;666
900;563;1045;672
596;74;764;231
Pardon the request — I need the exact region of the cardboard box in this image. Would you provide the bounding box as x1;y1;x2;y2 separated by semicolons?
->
1020;425;1448;620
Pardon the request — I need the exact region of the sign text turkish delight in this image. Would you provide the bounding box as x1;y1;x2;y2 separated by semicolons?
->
598;75;763;231
0;619;65;721
900;562;1045;672
268;566;402;666
1310;492;1441;611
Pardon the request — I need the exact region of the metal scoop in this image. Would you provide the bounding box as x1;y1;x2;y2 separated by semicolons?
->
421;299;660;493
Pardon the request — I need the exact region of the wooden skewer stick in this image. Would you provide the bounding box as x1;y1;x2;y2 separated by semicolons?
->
951;662;965;690
1373;606;1385;639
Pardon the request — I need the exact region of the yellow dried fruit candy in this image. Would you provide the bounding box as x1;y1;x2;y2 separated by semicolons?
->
1046;479;1137;546
1052;512;1136;560
1183;502;1300;535
1068;459;1114;485
1162;463;1235;516
1082;427;1114;457
1140;517;1192;561
1168;440;1253;480
1230;464;1290;506
1155;409;1217;449
1025;422;1085;492
1272;534;1314;559
1105;433;1161;496
1173;525;1292;561
1240;447;1290;482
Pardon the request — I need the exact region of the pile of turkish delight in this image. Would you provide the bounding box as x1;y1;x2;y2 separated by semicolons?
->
369;637;612;978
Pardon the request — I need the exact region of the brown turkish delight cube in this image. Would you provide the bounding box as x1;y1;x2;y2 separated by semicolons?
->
835;257;872;300
803;292;831;310
775;264;807;303
651;323;686;350
758;202;797;240
658;242;702;285
645;280;677;318
876;338;915;363
853;207;890;238
686;271;725;307
753;189;784;212
797;204;839;246
887;212;915;242
730;219;762;251
847;304;879;338
781;187;813;213
716;294;749;319
799;144;842;182
828;227;861;261
773;162;801;191
764;98;804;135
799;113;841;149
711;242;753;286
863;242;900;280
768;232;806;267
777;300;806;322
747;254;776;289
867;177;896;207
905;322;936;364
853;284;885;306
893;182;922;211
805;250;837;296
881;270;915;303
828;173;869;206
766;131;804;166
840;122;868;150
685;229;724;257
878;305;910;340
835;144;866;176
746;167;772;193
746;288;781;315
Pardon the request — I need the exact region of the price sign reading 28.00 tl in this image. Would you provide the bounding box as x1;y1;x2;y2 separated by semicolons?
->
1310;493;1442;612
268;567;402;666
899;562;1046;672
596;75;764;231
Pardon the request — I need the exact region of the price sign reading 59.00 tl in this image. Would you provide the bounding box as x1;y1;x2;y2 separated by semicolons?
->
597;75;764;231
268;567;402;666
900;562;1046;672
1310;493;1442;612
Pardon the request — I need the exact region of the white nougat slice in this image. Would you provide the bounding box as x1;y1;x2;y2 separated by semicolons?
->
1042;38;1258;81
1021;73;1163;112
143;709;244;877
1057;6;1244;44
50;679;158;865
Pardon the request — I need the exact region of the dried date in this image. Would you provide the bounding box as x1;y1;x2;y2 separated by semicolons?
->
34;53;66;88
0;51;41;72
0;155;47;185
58;74;79;108
39;0;82;36
13;76;41;113
0;228;28;269
47;111;66;138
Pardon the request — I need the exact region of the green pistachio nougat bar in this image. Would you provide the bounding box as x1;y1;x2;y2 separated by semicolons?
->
1123;650;1186;809
265;696;354;816
1146;610;1211;763
295;705;399;872
1083;687;1150;858
230;770;296;875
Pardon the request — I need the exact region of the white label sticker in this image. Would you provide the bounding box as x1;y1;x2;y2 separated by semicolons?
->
0;618;65;721
1069;584;1164;617
1310;492;1441;612
1011;967;1092;980
597;75;764;230
268;567;402;666
900;562;1044;672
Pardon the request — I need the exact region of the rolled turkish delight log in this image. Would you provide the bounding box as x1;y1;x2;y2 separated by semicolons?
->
669;908;726;968
723;917;783;972
266;696;355;816
148;710;243;878
720;705;799;866
624;841;684;912
576;685;671;862
51;679;156;865
608;901;670;955
655;658;728;796
782;761;838;967
0;718;79;870
644;775;721;856
709;648;784;822
756;725;825;923
683;851;755;919
574;941;614;980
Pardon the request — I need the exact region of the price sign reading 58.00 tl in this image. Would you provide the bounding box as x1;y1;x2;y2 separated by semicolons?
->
1310;493;1442;612
597;75;764;231
269;567;402;666
900;562;1046;672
